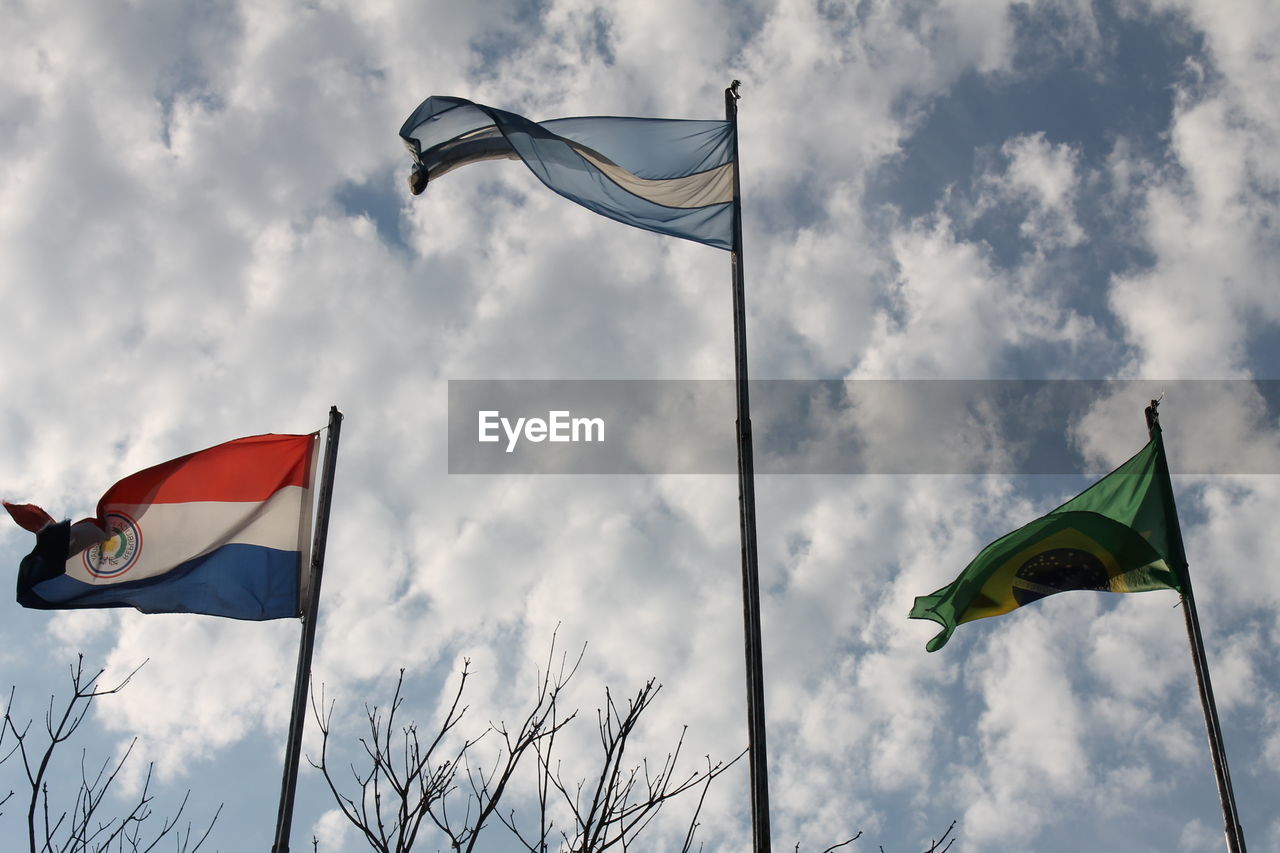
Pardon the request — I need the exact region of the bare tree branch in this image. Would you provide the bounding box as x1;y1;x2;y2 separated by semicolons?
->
877;820;957;853
921;820;956;853
528;677;743;853
438;632;582;853
311;632;949;853
315;630;747;853
1;684;17;817
309;662;471;853
3;655;220;853
818;832;862;852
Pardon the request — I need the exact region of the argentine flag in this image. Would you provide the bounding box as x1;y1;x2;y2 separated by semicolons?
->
5;433;317;620
400;96;736;250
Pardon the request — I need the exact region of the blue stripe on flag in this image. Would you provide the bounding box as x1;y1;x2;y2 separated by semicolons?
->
24;543;301;621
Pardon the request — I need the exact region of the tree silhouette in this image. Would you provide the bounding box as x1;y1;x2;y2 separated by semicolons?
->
1;656;220;853
310;636;955;853
311;636;738;853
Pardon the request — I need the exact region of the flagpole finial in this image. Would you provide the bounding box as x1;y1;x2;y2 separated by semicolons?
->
408;163;427;195
1145;396;1162;437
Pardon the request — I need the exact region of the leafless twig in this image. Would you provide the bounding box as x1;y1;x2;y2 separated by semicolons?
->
3;655;220;853
315;631;739;853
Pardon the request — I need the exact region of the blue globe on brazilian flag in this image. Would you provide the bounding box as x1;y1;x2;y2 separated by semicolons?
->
911;431;1188;652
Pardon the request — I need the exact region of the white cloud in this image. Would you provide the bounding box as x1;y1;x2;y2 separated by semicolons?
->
1103;1;1280;379
855;213;1094;378
981;133;1086;250
963;611;1090;846
2;1;1278;851
311;807;356;851
1179;818;1221;851
95;614;298;780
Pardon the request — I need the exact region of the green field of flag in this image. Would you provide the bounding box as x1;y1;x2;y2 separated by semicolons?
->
911;432;1188;652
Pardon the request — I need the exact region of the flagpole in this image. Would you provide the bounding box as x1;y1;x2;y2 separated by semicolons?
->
272;405;343;853
726;80;772;853
1145;400;1246;853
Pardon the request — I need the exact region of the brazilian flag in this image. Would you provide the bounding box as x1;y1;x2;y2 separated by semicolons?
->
910;430;1188;652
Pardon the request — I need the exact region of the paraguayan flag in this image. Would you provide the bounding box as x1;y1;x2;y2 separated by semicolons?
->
5;433;317;620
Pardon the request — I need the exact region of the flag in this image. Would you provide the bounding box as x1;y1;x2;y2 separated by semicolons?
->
5;433;317;620
910;431;1187;651
400;96;736;250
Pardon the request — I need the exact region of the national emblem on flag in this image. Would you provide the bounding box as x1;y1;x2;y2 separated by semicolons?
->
5;433;318;620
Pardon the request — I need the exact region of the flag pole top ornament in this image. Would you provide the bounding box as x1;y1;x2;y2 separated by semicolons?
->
408;159;428;196
1145;394;1165;435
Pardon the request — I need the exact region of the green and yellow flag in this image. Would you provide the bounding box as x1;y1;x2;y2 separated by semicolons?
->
910;429;1188;651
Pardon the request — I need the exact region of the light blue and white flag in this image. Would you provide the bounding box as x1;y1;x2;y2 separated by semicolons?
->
400;96;736;250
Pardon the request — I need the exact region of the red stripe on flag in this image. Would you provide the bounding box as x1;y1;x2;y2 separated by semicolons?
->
99;434;315;507
3;500;56;533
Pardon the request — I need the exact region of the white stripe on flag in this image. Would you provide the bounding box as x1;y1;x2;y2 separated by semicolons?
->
575;148;735;208
65;485;308;585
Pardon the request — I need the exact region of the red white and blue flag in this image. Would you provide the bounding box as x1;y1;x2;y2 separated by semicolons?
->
5;433;318;620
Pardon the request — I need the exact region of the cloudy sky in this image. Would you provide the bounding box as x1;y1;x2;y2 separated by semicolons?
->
2;0;1278;851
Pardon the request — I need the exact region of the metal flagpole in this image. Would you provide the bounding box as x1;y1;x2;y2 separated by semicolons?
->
272;405;344;853
1144;400;1246;853
726;80;772;853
